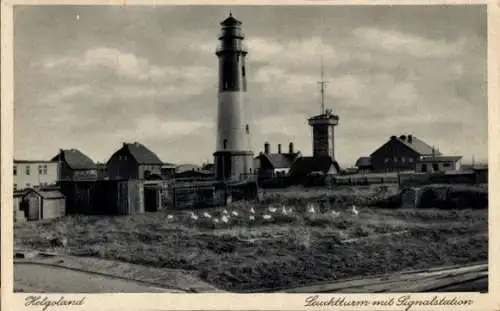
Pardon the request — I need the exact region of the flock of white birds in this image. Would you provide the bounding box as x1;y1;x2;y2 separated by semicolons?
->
164;203;360;225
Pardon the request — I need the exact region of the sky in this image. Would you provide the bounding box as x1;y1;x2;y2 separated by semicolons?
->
13;5;487;167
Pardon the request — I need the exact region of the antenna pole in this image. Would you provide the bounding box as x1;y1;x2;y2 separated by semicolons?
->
317;13;328;115
318;56;327;115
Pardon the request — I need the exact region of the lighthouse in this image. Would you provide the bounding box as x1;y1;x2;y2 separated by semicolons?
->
213;13;254;181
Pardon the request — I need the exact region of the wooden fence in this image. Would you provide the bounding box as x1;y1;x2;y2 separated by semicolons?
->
59;180;146;215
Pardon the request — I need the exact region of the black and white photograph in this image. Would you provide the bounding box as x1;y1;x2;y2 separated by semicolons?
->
4;1;494;301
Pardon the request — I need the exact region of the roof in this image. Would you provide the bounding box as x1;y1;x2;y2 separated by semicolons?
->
119;142;163;165
257;152;300;169
371;135;442;157
288;156;341;179
308;112;339;122
175;164;201;174
355;156;372;168
52;149;97;170
220;13;242;26
14;189;28;197
14;160;57;164
418;155;462;163
24;188;66;200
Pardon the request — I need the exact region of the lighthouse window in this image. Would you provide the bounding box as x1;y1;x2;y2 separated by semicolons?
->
242;65;246;77
223;139;228;149
245;124;249;134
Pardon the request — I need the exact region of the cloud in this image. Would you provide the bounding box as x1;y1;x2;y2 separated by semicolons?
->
39;47;169;81
352;27;467;58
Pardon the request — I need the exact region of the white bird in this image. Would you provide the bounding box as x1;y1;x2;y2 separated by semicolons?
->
249;207;255;214
222;209;229;215
222;215;230;223
331;210;340;217
189;212;199;220
249;215;255;221
231;210;239;217
203;212;211;219
167;214;174;220
351;205;359;216
262;214;272;220
281;206;288;215
268;206;277;213
308;203;316;214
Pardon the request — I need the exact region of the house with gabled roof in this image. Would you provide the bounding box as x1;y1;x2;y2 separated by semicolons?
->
51;149;98;181
254;142;301;179
107;142;164;180
369;134;461;173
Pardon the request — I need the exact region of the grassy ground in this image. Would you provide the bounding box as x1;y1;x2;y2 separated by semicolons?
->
14;185;488;292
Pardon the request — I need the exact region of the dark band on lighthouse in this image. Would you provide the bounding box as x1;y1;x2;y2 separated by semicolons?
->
216;14;247;92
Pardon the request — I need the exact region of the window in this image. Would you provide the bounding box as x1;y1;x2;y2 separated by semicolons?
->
245;124;249;134
242;65;246;77
26;183;30;188
401;157;406;163
408;158;414;163
393;157;398;163
43;165;47;175
384;158;389;164
38;165;43;175
13;184;17;191
26;165;30;175
13;165;17;176
223;139;228;149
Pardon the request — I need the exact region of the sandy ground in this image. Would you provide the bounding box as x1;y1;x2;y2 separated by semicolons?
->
14;252;223;293
15;263;174;293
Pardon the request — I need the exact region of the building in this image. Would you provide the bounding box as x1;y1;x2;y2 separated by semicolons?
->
288;156;341;185
308;108;339;161
355;156;374;173
415;155;462;173
96;162;109;180
255;142;301;179
20;188;66;221
13;160;59;190
160;163;176;180
213;13;254;181
107;142;164;180
52;149;98;181
174;164;212;179
370;134;444;172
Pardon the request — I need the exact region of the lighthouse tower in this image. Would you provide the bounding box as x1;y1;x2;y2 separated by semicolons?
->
213;13;254;181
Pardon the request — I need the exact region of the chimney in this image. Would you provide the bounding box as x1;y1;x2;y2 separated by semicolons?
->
399;135;406;141
278;144;282;154
408;135;413;143
264;142;270;154
390;135;397;140
289;142;294;154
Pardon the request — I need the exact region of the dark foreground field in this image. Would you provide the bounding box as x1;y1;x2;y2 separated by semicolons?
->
15;186;488;292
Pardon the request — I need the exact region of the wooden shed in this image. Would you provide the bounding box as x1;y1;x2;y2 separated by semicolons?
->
21;188;66;221
14;190;27;223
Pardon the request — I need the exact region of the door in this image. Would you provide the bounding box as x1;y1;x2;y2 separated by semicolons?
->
26;196;41;221
421;164;428;173
432;163;439;172
144;187;159;212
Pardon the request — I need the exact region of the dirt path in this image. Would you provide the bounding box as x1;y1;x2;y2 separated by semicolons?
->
15;263;179;293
